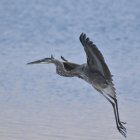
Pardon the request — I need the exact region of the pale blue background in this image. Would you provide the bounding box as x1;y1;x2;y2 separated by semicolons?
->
0;0;140;139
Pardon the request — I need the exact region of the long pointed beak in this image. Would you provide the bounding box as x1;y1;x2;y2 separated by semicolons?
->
27;58;51;65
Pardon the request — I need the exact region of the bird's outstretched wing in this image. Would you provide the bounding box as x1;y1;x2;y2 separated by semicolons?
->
79;33;112;82
80;33;127;137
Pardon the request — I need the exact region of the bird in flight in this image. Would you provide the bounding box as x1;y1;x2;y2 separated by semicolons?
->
27;33;126;137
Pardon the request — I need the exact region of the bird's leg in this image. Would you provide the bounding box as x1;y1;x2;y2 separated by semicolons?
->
114;98;127;126
102;95;119;127
108;95;126;128
101;93;126;137
112;100;126;137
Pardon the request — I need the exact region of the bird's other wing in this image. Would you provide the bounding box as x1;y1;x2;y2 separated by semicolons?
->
61;56;68;61
63;61;80;71
61;57;84;79
79;33;112;82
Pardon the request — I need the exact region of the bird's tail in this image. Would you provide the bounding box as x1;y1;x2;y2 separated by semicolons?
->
102;84;116;99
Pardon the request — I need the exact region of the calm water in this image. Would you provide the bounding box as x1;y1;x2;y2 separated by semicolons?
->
0;0;140;139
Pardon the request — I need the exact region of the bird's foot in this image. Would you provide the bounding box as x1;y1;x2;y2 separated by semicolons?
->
119;121;127;131
118;127;127;138
121;121;127;124
117;122;127;138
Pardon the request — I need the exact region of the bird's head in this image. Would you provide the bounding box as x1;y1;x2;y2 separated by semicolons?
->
27;55;55;65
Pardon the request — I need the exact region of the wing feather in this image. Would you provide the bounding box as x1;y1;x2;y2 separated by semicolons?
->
79;33;112;82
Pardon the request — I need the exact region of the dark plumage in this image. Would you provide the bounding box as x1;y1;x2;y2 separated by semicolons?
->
27;33;126;137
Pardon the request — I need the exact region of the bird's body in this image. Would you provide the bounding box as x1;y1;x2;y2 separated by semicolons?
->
28;33;126;137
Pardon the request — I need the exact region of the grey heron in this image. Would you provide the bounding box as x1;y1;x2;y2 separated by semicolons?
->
27;33;126;137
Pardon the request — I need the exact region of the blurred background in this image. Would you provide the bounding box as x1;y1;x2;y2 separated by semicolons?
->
0;0;140;139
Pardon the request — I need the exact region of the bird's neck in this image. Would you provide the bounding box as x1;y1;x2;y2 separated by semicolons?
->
52;60;67;76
